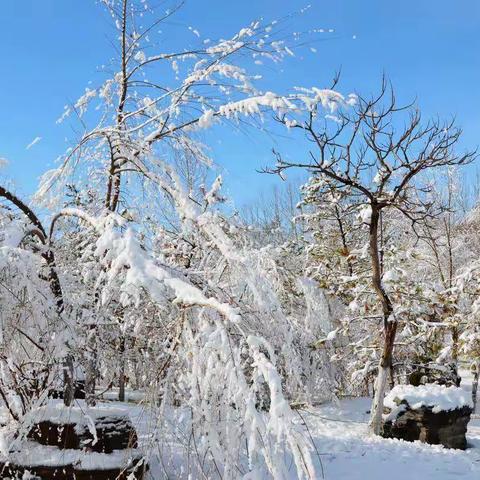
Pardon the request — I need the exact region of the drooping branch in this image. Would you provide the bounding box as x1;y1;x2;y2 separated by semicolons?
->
0;186;64;313
49;208;99;242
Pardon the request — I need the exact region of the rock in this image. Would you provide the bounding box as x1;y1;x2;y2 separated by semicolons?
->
93;415;139;452
0;456;146;480
408;362;461;388
27;414;138;453
49;380;86;400
28;420;79;449
383;405;472;449
2;403;147;479
382;383;473;449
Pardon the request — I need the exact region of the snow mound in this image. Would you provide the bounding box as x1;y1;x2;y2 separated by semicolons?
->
24;400;130;426
384;383;473;414
5;441;141;469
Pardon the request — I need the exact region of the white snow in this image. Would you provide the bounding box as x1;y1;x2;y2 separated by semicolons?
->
134;393;480;479
384;383;473;414
25;137;42;150
197;109;215;129
2;389;480;480
358;204;372;223
298;397;480;480
6;440;141;469
217;92;295;118
22;400;130;429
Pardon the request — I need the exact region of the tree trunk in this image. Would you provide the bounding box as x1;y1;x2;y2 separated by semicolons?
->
367;205;396;435
451;325;459;364
473;361;480;413
63;355;75;407
84;325;97;406
370;364;389;435
119;337;126;402
85;354;97;407
369;321;397;434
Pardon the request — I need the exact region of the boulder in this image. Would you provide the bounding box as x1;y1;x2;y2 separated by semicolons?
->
382;384;473;449
408;362;461;387
28;414;138;453
383;404;472;449
0;403;147;479
49;380;86;400
0;456;146;480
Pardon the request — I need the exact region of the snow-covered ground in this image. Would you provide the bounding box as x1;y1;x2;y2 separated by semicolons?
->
128;369;480;479
118;395;480;479
95;400;473;478
299;398;480;480
297;369;480;480
1;372;479;479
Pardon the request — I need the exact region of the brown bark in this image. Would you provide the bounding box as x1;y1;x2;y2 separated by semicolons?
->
473;362;479;413
369;205;393;326
369;205;396;370
334;204;353;276
369;205;397;434
451;325;459;363
105;0;128;213
119;336;126;402
63;355;75;406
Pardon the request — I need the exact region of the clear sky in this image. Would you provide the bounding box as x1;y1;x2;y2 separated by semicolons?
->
1;0;479;207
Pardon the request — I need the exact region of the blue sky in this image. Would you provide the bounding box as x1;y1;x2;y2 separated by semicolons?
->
1;0;479;206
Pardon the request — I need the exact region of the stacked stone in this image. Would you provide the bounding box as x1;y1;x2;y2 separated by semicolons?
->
383;404;472;449
0;411;146;479
382;384;473;450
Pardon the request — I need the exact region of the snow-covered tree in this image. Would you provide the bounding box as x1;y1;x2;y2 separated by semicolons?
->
270;79;476;434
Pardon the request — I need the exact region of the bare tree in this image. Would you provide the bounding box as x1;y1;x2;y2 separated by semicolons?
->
269;80;477;434
240;179;303;243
